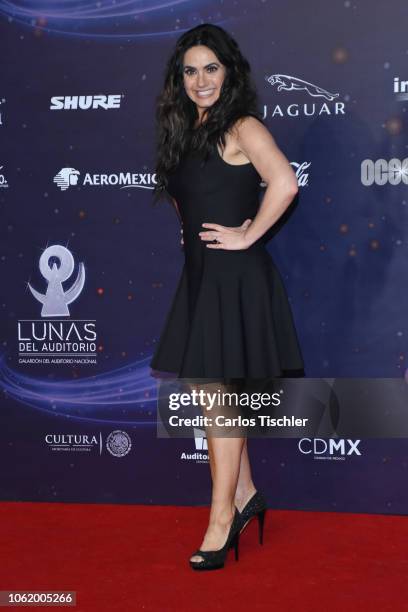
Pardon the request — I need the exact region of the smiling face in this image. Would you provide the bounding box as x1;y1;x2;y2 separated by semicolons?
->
182;45;226;122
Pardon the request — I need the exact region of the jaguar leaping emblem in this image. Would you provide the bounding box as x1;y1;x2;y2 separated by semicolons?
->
265;74;339;101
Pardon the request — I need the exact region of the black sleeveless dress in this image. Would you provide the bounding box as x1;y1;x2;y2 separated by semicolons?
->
150;136;304;382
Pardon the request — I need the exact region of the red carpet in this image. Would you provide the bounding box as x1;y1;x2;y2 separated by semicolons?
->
1;502;407;611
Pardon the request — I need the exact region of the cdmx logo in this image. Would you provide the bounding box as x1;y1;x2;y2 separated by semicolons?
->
53;167;157;191
263;73;345;118
298;438;362;459
18;245;97;364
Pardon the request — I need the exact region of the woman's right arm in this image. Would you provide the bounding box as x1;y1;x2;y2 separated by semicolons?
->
171;197;184;246
171;197;181;222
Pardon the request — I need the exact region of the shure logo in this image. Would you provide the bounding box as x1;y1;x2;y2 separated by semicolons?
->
50;94;123;110
361;158;408;186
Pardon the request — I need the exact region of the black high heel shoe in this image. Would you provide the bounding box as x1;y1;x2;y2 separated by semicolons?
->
189;507;243;571
238;490;267;545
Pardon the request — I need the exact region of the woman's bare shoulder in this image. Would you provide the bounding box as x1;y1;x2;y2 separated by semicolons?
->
230;115;269;137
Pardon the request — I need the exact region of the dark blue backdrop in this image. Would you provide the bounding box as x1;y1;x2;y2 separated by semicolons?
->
0;1;407;514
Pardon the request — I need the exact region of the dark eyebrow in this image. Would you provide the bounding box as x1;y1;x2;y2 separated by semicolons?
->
183;62;220;69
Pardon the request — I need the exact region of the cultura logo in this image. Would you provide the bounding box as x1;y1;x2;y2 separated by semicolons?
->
263;73;345;118
50;94;123;110
53;167;156;191
106;430;132;458
44;431;131;457
45;433;102;454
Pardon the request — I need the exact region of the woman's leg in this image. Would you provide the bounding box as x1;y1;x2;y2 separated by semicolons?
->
188;380;245;563
190;435;245;563
234;438;257;512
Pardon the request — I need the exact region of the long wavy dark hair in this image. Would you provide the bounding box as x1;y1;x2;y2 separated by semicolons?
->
153;23;263;204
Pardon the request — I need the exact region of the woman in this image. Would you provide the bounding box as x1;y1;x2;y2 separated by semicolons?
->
150;23;304;570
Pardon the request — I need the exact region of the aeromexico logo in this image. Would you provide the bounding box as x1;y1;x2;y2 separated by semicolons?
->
53;167;156;191
263;74;346;118
18;245;97;365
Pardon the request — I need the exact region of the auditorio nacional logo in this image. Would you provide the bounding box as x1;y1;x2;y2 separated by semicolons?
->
18;244;98;365
263;74;346;118
53;167;156;191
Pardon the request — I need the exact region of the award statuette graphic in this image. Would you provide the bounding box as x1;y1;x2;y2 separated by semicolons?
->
28;245;85;317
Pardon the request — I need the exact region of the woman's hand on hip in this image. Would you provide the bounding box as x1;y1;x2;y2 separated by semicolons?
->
199;218;253;250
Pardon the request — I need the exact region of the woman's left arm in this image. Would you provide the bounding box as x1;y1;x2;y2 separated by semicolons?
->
201;117;298;250
234;116;299;248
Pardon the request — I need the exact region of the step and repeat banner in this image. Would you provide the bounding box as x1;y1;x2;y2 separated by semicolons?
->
0;1;407;513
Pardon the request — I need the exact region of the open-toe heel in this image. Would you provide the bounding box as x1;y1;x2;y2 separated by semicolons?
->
189;508;243;571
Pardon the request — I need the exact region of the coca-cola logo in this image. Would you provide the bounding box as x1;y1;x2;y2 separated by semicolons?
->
290;161;311;187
